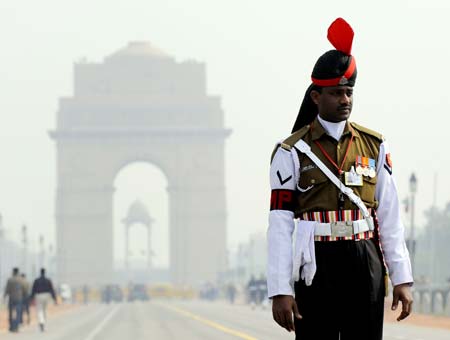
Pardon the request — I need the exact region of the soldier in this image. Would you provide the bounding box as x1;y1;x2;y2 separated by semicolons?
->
267;18;413;340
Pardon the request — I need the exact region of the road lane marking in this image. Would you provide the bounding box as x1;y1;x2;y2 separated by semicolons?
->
83;305;120;340
159;303;258;340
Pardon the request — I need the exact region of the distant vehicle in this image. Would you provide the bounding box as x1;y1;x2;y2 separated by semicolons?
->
128;284;150;302
59;283;72;303
102;284;124;303
148;283;195;299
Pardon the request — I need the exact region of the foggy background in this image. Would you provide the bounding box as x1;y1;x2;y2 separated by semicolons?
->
0;0;449;275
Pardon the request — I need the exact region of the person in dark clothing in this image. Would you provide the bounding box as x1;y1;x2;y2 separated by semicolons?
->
256;275;268;308
3;267;27;332
20;273;31;325
30;268;57;332
247;275;258;308
225;282;237;304
82;285;90;304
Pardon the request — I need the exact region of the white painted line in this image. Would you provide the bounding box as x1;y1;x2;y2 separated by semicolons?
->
83;305;120;340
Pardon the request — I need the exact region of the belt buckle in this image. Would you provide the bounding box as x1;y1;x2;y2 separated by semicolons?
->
330;221;353;238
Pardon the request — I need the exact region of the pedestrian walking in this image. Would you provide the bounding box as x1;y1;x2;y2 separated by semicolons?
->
3;267;27;332
20;273;31;325
267;18;413;339
225;282;237;304
30;268;57;332
247;275;258;309
82;284;90;305
256;275;268;309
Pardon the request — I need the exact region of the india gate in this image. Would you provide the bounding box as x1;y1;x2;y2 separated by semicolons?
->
50;42;231;286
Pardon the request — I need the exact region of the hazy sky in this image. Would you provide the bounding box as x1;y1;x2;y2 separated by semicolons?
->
1;0;449;265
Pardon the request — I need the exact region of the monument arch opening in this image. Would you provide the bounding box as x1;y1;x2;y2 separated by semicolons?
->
113;161;169;282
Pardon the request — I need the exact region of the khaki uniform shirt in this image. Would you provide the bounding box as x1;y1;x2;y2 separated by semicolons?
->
287;117;381;215
267;117;413;297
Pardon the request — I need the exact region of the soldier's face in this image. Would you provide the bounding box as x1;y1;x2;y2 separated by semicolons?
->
311;86;353;122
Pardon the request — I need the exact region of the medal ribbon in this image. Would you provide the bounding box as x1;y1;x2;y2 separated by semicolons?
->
311;124;355;175
362;156;369;168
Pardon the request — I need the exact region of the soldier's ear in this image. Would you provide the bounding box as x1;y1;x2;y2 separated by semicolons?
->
310;90;320;105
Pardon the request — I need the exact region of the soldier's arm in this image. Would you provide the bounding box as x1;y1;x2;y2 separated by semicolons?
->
267;145;302;332
375;140;413;286
267;145;297;297
375;140;413;320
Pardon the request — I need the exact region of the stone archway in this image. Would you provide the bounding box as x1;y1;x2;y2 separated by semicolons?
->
50;42;231;287
122;199;154;270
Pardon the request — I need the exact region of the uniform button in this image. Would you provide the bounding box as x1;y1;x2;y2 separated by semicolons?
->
311;179;316;184
337;145;341;150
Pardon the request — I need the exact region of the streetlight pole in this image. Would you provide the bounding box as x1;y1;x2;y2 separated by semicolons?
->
22;224;28;277
48;244;54;279
147;216;154;269
409;173;417;279
429;173;437;284
39;234;45;270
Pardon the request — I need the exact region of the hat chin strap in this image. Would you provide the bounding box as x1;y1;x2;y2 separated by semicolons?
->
311;56;356;87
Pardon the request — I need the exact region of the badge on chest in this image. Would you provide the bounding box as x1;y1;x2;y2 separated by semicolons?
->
344;165;363;186
344;156;377;186
355;156;376;177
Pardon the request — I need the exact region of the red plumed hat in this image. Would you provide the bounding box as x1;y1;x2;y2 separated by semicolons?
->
292;18;357;133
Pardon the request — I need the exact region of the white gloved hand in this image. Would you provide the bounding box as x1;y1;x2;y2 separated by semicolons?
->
300;224;316;286
293;221;317;285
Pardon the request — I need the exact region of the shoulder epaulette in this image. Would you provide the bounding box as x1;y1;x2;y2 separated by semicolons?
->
282;125;311;149
350;122;384;142
270;125;310;163
280;142;292;151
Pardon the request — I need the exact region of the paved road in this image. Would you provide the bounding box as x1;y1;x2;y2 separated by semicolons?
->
2;300;450;340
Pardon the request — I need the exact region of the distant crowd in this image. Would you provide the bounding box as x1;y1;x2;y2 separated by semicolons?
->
199;274;269;309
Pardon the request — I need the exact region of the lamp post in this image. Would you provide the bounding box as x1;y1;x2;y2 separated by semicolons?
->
409;173;417;278
39;234;45;270
48;244;54;279
22;224;28;276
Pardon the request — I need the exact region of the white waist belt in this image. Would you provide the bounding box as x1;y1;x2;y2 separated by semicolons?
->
314;217;375;237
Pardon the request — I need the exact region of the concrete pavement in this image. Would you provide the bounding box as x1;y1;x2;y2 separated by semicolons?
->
1;300;449;340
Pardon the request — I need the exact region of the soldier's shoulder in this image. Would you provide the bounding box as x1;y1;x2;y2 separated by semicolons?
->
270;125;310;163
350;122;384;142
279;125;311;151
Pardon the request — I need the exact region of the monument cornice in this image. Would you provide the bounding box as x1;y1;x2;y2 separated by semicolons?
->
49;127;232;140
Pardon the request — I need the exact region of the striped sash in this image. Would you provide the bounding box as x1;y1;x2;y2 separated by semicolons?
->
300;209;375;242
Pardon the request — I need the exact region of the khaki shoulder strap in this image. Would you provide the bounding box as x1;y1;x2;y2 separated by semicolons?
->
350;122;384;142
270;125;310;164
282;125;310;149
